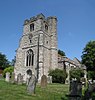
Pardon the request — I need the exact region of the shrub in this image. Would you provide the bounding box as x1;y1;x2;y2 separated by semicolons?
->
70;68;84;82
3;66;14;77
48;68;67;83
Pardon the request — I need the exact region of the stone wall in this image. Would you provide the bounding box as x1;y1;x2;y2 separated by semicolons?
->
14;14;58;82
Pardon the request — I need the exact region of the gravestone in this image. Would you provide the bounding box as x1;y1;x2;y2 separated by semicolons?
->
26;75;31;86
47;76;52;83
26;69;32;85
5;72;10;82
10;72;15;83
17;73;23;85
27;74;36;94
66;80;82;100
41;75;47;88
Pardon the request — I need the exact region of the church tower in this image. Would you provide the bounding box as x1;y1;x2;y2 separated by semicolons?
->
14;14;58;82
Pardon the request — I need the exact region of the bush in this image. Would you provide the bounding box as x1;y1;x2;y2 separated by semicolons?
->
70;68;84;82
48;68;67;83
3;66;14;77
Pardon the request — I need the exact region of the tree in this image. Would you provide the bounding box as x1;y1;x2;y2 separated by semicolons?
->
0;52;10;69
3;66;14;77
87;71;95;80
70;68;84;82
48;68;67;83
81;40;95;71
10;56;16;66
58;49;65;56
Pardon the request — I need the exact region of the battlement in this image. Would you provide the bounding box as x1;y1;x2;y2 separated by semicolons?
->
47;16;57;21
24;13;57;25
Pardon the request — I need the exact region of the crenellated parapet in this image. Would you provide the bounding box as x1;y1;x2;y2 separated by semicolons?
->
24;13;57;25
24;14;44;25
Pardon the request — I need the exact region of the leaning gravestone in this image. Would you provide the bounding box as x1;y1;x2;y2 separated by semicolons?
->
27;74;36;94
5;72;10;82
41;75;47;88
17;73;23;85
10;72;15;83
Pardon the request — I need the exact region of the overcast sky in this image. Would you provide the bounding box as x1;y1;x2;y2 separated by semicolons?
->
0;0;95;61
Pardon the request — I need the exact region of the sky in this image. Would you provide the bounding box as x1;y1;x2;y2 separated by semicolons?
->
0;0;95;61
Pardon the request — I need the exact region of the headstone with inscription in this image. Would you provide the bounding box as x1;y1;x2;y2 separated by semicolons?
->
5;72;10;82
41;75;47;88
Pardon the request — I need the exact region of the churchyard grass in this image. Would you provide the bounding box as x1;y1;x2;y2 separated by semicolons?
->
0;80;69;100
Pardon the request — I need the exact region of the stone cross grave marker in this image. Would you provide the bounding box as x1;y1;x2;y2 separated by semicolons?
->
5;72;10;82
41;75;47;88
27;74;36;94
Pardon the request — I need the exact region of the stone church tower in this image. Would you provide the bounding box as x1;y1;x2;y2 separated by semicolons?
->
14;14;58;82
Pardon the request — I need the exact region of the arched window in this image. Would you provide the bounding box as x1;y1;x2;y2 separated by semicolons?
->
26;49;34;66
26;69;32;76
30;23;34;31
45;24;48;31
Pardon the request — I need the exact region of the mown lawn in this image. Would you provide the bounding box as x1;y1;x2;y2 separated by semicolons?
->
0;80;69;100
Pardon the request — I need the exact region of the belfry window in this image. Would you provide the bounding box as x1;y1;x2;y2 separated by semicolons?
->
26;49;34;66
28;34;32;43
30;23;34;31
45;24;48;31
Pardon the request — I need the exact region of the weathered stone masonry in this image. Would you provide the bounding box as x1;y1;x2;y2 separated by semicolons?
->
14;14;58;82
